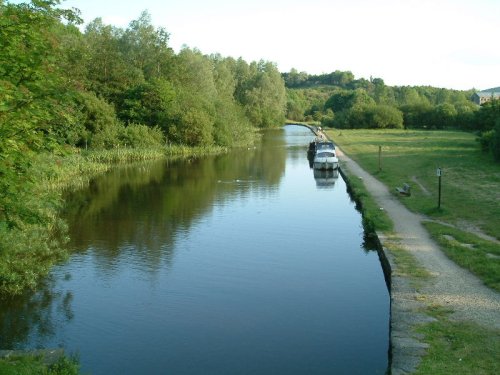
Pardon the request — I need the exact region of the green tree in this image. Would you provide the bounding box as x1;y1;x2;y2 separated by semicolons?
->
0;0;80;226
167;48;217;145
84;18;142;100
120;11;173;80
211;55;253;146
117;78;176;131
490;121;500;162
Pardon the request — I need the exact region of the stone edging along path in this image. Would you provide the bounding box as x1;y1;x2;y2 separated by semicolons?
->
336;148;500;375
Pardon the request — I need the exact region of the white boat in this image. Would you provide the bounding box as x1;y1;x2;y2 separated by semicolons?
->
313;150;339;170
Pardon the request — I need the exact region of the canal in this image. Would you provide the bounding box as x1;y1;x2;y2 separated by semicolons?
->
1;125;389;374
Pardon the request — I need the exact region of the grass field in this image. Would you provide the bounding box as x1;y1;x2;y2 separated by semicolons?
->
328;129;500;289
328;129;500;240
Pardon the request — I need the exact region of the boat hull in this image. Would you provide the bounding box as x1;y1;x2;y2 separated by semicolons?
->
313;159;339;170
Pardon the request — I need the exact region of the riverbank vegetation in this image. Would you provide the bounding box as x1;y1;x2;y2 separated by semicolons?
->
0;353;79;375
0;0;285;295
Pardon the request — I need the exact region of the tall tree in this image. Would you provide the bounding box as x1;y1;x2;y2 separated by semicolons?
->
0;0;80;226
120;11;173;80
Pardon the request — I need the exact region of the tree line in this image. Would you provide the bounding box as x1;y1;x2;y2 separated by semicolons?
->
0;0;288;294
284;70;500;161
0;0;287;226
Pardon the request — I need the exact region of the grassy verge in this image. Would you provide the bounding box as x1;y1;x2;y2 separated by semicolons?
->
382;238;432;284
0;354;79;375
415;307;500;375
329;128;500;374
339;166;393;233
423;221;500;291
328;129;500;240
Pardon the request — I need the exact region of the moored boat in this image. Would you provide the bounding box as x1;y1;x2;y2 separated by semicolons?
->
313;150;339;170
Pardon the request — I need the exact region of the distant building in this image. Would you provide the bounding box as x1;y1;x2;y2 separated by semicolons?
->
472;87;500;105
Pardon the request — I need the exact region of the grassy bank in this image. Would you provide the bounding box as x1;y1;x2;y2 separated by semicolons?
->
0;354;79;375
328;128;500;374
339;167;393;234
329;129;500;240
328;129;500;288
0;145;227;296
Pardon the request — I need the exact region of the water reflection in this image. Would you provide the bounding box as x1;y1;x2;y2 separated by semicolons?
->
0;277;74;349
62;135;288;276
313;169;339;189
0;126;389;375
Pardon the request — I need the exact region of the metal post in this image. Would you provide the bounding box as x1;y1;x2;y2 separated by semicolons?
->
378;146;382;172
437;168;442;209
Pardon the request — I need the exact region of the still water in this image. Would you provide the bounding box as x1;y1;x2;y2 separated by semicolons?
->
1;126;389;374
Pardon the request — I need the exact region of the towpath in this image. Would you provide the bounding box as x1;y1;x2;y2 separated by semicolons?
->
336;147;500;373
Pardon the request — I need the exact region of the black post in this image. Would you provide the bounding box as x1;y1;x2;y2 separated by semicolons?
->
378;146;382;172
437;168;442;209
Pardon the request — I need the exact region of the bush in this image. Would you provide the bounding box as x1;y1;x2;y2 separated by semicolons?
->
490;121;500;162
332;104;403;129
120;124;165;148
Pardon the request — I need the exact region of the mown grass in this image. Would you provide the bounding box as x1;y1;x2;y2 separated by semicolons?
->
328;129;500;240
329;128;500;292
415;309;500;375
423;221;500;292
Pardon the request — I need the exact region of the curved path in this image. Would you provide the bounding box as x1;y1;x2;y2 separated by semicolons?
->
336;147;500;373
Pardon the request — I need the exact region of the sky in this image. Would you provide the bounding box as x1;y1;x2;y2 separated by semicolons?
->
57;0;500;90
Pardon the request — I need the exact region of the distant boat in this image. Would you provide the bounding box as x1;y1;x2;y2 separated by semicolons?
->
307;138;339;170
313;150;339;170
307;138;335;156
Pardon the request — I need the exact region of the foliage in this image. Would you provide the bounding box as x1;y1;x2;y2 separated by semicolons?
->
1;0;286;297
120;123;165;148
237;60;287;128
0;0;80;228
334;103;403;129
490;121;500;161
0;353;80;375
284;70;483;135
340;167;393;233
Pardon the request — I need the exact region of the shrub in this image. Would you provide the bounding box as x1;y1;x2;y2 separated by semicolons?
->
120;124;165;148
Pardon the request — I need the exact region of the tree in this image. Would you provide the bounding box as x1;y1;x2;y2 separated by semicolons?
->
239;61;286;128
84;18;143;100
324;89;375;113
167;48;217;145
0;0;80;226
120;11;173;80
117;78;176;131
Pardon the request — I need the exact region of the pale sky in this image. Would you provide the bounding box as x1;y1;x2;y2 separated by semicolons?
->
58;0;500;90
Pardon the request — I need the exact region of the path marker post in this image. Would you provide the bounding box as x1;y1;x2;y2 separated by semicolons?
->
437;167;442;209
378;146;382;172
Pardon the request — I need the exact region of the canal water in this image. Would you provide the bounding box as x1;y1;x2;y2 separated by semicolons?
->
0;126;389;374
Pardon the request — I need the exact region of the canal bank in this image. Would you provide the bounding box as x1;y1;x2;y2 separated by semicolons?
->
1;126;390;375
336;147;500;374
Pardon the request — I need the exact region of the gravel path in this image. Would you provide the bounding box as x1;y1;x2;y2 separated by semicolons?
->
338;148;500;329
